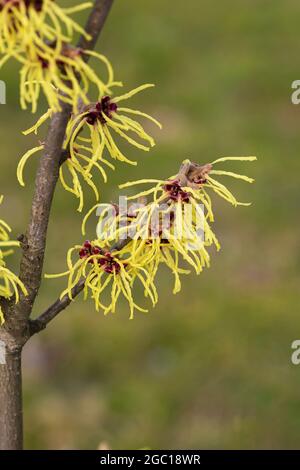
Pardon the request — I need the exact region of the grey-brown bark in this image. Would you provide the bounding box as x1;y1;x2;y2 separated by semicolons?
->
0;346;23;450
0;0;114;450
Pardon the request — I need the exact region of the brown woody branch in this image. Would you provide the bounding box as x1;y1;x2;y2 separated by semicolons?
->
29;279;85;336
1;0;115;342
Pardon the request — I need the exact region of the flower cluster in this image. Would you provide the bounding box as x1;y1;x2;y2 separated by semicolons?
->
48;156;256;318
1;3;256;320
0;196;27;324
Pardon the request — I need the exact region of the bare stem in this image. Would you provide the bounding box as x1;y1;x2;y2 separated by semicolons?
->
29;279;85;336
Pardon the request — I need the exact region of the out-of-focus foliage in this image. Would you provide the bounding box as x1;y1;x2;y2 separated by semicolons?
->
0;0;299;449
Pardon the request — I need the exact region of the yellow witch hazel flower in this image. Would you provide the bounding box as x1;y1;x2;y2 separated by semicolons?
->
46;239;158;319
17;83;161;211
0;0;92;55
8;43;119;114
0;196;27;325
60;84;161;209
119;155;257;216
63;83;162;165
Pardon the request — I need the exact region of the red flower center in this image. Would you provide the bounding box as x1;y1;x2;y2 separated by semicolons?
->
86;96;118;125
163;180;191;203
0;0;44;12
79;241;101;262
79;242;122;274
98;252;121;274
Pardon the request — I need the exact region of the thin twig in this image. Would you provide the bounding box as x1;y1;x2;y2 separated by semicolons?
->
29;279;85;336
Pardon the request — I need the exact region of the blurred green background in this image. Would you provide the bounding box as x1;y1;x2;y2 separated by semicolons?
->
1;0;300;449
